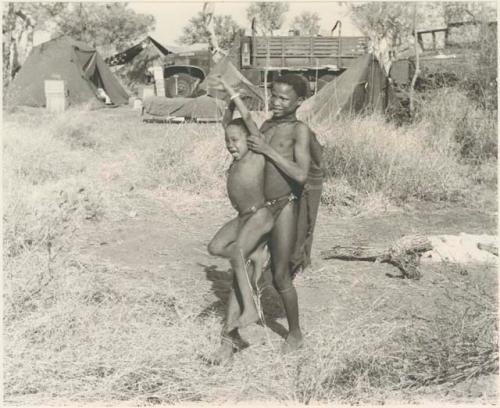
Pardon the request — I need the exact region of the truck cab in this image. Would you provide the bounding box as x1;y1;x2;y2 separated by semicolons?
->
162;45;212;97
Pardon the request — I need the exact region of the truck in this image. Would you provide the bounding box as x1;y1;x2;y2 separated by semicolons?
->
228;23;369;93
162;22;370;97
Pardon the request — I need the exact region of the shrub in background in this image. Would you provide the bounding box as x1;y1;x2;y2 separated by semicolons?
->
416;88;498;163
318;114;466;203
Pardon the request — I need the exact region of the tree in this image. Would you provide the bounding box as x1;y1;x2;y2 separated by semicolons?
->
291;11;321;36
442;2;497;24
246;2;290;35
347;3;444;73
178;12;241;50
54;3;154;55
3;3;70;86
349;2;497;110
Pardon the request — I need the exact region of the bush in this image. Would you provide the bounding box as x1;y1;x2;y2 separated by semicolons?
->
416;88;498;163
317;114;466;202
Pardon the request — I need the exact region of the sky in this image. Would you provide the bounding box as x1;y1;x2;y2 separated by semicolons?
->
128;1;364;46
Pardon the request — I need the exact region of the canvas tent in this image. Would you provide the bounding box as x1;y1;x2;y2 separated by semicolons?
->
6;36;129;107
297;53;389;124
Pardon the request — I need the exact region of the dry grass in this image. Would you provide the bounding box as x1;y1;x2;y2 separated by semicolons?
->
415;88;498;163
3;105;497;405
316;114;467;204
294;271;498;403
310;88;497;212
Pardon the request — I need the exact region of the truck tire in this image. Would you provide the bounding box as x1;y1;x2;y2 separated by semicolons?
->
316;74;336;92
165;73;197;98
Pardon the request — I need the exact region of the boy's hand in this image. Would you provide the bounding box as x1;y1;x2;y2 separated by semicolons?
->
247;135;272;156
207;74;227;91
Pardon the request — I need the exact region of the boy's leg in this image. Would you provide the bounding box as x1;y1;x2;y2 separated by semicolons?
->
268;202;303;352
229;209;273;329
208;217;239;258
209;279;246;365
209;219;271;364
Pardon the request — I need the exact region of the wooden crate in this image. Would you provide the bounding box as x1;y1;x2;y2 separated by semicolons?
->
44;80;66;113
140;85;156;99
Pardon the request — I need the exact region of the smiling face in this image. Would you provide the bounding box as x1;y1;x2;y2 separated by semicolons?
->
270;82;304;118
225;125;249;161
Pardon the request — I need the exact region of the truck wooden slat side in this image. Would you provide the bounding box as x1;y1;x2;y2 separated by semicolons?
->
230;31;370;92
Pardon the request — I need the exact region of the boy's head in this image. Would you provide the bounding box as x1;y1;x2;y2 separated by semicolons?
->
270;74;309;118
225;118;249;161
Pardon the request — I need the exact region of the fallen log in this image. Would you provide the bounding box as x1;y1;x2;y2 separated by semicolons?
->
477;242;498;256
321;235;432;279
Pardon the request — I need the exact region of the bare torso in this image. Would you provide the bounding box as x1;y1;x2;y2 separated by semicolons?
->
227;152;266;214
261;121;300;200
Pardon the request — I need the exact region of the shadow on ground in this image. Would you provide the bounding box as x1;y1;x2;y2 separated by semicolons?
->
198;263;289;339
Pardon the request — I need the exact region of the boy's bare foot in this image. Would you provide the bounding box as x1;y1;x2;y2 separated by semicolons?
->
207;342;234;365
281;332;303;354
205;332;250;365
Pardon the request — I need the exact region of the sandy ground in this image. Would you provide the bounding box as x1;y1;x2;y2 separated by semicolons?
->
72;187;498;403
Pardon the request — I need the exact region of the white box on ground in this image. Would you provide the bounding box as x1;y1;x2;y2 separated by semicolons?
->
44;80;66;113
133;99;143;110
141;85;155;99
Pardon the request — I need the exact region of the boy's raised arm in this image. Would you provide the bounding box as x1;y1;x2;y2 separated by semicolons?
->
222;100;235;128
211;76;262;138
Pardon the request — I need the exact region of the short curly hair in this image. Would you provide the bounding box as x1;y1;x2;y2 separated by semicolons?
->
273;74;310;98
226;117;249;134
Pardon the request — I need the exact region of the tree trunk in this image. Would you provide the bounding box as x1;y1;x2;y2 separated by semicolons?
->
409;4;420;116
263;35;270;113
3;3;16;87
3;6;35;86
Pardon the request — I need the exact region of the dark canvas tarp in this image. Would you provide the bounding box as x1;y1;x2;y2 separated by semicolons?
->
105;36;172;92
6;36;129;107
105;36;171;66
199;56;265;111
143;95;225;120
297;53;388;123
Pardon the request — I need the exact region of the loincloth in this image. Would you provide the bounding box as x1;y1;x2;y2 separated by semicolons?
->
264;192;297;220
238;202;266;219
237;193;297;222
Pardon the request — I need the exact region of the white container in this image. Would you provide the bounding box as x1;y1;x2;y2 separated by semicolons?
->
44;80;66;113
141;85;155;99
133;99;143;110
